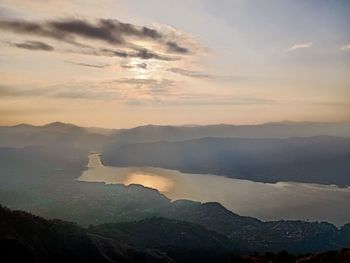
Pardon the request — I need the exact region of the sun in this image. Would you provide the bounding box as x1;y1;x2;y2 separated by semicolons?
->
126;58;148;78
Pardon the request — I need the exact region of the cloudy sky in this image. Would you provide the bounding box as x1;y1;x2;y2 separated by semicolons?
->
0;0;349;128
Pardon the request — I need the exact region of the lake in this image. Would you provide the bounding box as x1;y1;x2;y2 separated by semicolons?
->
78;153;350;226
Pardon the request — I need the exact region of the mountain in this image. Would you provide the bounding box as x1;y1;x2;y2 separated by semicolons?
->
89;217;240;263
2;205;349;263
0;205;173;263
158;200;348;254
106;122;350;147
1;144;349;254
0;122;109;152
159;200;262;237
103;136;350;185
224;249;350;263
1;123;350;259
2;121;350;151
293;248;350;263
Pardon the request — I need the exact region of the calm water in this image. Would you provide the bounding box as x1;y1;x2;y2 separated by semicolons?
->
78;154;350;226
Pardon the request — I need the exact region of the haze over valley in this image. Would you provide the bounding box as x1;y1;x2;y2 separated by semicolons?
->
1;121;350;226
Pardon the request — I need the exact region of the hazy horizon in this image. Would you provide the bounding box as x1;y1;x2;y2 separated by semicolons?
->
3;119;350;130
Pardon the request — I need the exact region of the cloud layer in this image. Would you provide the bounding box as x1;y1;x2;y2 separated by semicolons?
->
167;68;213;78
0;80;273;106
0;17;191;60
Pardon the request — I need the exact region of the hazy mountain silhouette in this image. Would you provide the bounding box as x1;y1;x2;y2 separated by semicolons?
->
0;122;109;152
103;136;350;185
107;122;350;146
3;121;350;186
2;121;350;151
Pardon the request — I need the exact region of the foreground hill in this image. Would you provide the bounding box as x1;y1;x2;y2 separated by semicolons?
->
158;200;350;254
103;136;350;185
0;205;173;263
89;217;240;263
90;215;350;262
225;248;350;263
1;205;349;263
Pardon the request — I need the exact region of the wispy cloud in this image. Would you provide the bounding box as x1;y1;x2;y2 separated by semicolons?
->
0;83;118;100
11;40;54;51
0;78;176;102
167;68;213;78
288;42;313;51
340;44;350;51
167;67;254;82
65;61;109;68
0;81;273;106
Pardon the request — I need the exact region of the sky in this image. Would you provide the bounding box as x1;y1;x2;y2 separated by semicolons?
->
0;0;349;128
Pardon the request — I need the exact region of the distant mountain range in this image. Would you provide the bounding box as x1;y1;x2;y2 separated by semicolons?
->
103;136;350;185
0;122;109;152
1;121;350;185
106;121;350;145
1;121;350;150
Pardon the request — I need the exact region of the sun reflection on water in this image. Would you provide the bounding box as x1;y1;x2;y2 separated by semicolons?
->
122;171;174;192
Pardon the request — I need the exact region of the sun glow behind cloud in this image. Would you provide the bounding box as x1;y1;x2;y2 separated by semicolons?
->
0;0;349;128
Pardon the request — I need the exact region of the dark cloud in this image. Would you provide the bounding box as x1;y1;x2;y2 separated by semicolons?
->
133;48;177;61
0;18;190;59
98;19;162;40
120;62;147;70
99;47;177;61
50;19;124;44
137;63;147;69
120;64;134;69
166;41;189;54
0;18;162;45
99;48;128;58
167;68;212;78
66;61;109;68
12;40;54;51
0;20;73;43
